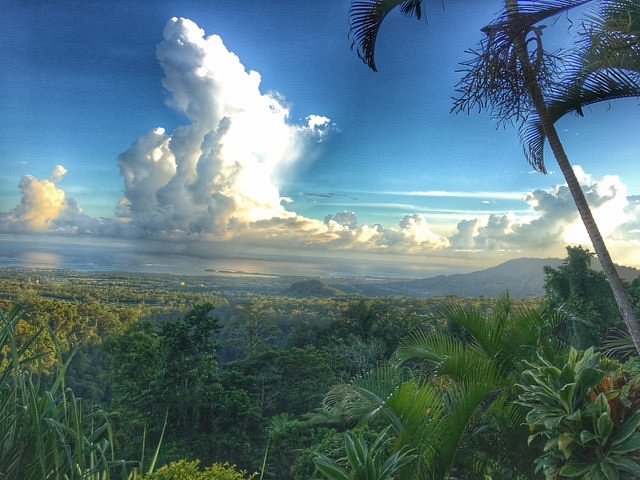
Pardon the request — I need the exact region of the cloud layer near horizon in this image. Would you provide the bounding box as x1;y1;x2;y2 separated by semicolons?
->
1;17;638;267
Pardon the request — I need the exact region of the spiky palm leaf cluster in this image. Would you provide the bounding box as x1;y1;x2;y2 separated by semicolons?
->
314;427;416;480
583;0;640;71
452;0;591;173
521;0;640;171
320;297;565;479
452;26;562;131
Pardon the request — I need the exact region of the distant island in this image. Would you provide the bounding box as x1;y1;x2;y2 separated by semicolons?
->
204;269;280;278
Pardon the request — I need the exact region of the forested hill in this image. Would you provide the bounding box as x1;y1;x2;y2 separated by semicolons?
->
1;256;638;300
332;257;640;298
373;258;564;298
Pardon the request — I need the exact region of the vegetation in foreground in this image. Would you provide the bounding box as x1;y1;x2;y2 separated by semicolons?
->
1;246;640;478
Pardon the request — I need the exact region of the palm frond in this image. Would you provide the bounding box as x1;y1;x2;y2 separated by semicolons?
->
522;67;640;168
452;22;564;143
582;0;640;72
387;381;445;448
323;364;409;429
349;0;424;71
436;379;501;477
434;301;511;359
497;306;546;364
393;330;505;477
395;329;470;367
482;0;592;50
520;0;640;170
602;327;636;359
454;0;596;172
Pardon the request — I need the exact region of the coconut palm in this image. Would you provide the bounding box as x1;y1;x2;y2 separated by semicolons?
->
348;0;640;354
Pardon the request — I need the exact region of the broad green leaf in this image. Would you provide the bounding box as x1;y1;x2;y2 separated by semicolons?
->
599;461;620;480
559;461;592;477
566;410;582;422
606;456;640;474
580;430;598;444
611;412;640;446
559;383;574;404
613;432;640;454
596;412;614;440
525;408;549;425
314;456;351;480
544;415;563;429
584;465;605;480
544;436;559;452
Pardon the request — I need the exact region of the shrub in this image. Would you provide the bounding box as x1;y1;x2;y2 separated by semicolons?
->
142;459;255;480
518;347;640;479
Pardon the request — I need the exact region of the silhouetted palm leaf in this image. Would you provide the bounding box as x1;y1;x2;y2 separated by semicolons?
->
481;0;591;50
521;0;640;170
453;1;592;163
582;0;640;71
349;0;425;71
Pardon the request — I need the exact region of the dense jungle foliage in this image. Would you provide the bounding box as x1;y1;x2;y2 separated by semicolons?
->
1;247;640;479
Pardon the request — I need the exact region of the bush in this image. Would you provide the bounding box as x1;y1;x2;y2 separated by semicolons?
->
143;459;255;480
518;348;640;479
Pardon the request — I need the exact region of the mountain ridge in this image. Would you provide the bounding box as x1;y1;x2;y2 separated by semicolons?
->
330;257;640;298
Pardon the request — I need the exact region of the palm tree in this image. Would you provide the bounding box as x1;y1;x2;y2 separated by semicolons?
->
348;0;640;354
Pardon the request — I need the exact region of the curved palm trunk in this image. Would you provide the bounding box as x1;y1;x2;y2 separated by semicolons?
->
507;0;640;355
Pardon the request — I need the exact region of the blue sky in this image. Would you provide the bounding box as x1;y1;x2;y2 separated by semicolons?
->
1;0;639;275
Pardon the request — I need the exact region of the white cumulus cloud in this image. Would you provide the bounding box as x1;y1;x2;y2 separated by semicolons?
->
1;165;69;232
448;166;637;259
116;17;332;239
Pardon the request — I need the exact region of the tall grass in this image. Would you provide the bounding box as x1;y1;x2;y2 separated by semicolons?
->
0;305;154;480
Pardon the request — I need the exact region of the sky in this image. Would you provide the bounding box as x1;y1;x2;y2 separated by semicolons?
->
1;0;639;277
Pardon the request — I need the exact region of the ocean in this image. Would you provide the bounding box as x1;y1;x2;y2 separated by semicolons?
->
0;234;440;279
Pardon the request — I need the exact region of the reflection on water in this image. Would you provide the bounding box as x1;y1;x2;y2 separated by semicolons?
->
22;251;62;269
0;234;469;279
2;240;384;278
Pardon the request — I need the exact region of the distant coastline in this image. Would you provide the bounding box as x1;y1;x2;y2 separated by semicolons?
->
0;235;428;280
